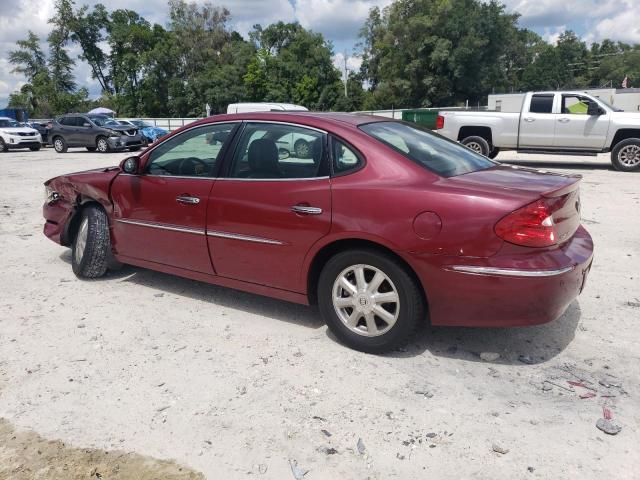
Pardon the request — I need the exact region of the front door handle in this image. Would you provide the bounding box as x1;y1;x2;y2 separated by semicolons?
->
176;195;200;205
291;205;322;215
558;118;570;123
523;117;535;122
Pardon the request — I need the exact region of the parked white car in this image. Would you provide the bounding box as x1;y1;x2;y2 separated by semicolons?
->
226;102;308;114
436;91;640;171
0;117;42;152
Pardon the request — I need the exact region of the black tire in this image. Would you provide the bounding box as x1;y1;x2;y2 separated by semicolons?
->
86;146;97;152
317;249;425;353
0;138;8;152
461;136;491;157
96;136;110;153
611;138;640;172
488;147;500;159
30;145;41;151
53;136;67;153
71;205;111;279
129;146;141;152
294;139;311;158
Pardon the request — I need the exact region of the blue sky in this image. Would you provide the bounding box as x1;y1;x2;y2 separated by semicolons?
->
1;0;639;107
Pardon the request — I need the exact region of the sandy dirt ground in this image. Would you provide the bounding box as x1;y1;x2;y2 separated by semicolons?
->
0;147;638;479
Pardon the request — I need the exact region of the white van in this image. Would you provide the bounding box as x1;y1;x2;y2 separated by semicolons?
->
226;102;308;114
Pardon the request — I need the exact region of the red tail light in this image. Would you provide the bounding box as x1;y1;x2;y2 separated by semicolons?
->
436;115;444;129
495;198;563;248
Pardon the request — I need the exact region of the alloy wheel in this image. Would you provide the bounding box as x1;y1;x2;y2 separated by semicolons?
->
54;139;64;152
619;144;640;167
74;217;89;264
97;138;108;153
466;141;483;154
332;264;400;337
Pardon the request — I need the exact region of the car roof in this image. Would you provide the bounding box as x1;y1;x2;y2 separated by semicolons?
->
205;111;393;128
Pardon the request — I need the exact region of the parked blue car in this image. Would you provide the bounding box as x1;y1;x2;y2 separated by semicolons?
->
117;119;168;144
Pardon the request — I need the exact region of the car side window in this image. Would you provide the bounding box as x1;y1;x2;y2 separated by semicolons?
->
562;95;590;115
529;95;554;114
228;123;327;179
77;117;90;127
146;123;236;178
331;137;362;175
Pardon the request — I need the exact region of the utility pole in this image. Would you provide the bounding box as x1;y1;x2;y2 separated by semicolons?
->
343;51;349;97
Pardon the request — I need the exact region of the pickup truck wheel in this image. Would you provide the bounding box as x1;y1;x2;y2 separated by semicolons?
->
96;136;110;153
488;147;500;159
71;205;110;279
53;136;67;153
318;249;425;353
611;138;640;172
461;136;490;157
0;138;8;152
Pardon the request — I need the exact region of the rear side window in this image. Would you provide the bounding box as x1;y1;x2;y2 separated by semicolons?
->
360;121;494;177
331;137;362;174
529;95;554;114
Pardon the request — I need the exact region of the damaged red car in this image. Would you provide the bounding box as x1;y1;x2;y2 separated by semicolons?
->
43;113;594;353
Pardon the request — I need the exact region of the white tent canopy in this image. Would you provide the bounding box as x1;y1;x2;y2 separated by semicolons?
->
87;107;115;116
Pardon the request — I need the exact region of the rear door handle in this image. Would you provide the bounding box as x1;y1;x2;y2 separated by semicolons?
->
523;117;535;122
558;118;570;123
176;195;200;205
291;205;322;215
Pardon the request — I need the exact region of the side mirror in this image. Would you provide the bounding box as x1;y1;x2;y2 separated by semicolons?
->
120;156;140;174
587;103;602;115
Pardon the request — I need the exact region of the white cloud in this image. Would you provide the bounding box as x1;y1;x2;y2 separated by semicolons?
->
332;52;363;77
590;9;640;44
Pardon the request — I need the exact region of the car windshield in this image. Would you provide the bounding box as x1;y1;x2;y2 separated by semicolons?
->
360;121;495;177
0;119;20;128
89;116;118;127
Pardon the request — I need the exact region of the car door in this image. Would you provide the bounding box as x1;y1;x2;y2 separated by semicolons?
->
110;122;238;274
553;94;610;149
518;93;557;148
59;116;79;145
207;121;331;292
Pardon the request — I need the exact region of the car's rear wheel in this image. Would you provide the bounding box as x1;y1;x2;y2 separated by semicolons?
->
53;136;67;153
96;136;110;153
0;138;8;152
461;136;491;157
294;139;311;158
318;249;425;353
30;145;41;151
86;146;97;152
71;205;111;279
611;138;640;172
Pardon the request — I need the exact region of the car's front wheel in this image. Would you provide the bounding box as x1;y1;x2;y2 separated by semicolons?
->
96;136;110;153
611;138;640;172
53;136;67;153
318;249;425;353
71;205;111;279
294;139;311;158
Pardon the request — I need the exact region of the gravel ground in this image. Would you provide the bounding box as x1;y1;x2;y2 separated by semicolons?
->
0;147;638;479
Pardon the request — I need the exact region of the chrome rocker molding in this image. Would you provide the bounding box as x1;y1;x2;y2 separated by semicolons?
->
116;218;284;245
206;230;285;245
115;218;204;235
448;265;575;277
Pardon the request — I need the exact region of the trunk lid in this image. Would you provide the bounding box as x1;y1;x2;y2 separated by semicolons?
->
446;165;582;246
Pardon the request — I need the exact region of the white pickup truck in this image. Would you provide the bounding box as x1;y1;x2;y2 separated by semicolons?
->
436;91;640;171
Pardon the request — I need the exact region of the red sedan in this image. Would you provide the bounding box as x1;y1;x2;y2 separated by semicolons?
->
43;113;594;353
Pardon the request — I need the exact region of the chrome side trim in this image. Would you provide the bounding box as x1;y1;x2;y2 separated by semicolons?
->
118;173;215;180
447;265;575;277
215;176;329;182
206;229;284;245
115;218;205;235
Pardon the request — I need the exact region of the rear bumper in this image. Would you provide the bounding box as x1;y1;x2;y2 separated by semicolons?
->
408;225;594;327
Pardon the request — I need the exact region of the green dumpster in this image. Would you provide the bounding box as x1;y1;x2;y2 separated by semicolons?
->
401;109;439;129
